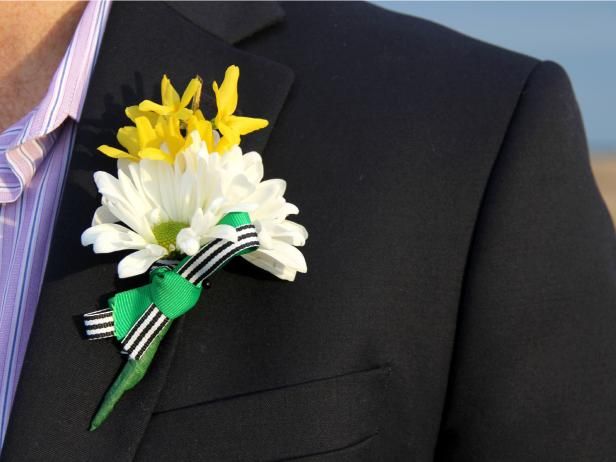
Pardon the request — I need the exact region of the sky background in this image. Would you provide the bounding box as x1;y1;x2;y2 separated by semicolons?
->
374;2;616;155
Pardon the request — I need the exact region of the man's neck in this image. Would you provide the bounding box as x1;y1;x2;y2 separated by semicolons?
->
0;1;87;132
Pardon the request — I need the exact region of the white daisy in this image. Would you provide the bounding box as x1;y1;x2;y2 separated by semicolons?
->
82;131;308;281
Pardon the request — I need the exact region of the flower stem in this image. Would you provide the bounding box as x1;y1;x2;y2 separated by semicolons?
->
89;322;172;431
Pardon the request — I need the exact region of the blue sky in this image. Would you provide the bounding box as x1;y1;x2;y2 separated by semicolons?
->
374;2;616;154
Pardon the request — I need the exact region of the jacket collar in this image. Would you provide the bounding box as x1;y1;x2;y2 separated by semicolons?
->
164;1;286;44
2;2;293;460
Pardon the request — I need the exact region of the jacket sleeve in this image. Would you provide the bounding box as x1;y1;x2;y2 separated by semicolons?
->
435;60;616;460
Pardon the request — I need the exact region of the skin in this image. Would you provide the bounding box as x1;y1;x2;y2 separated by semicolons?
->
0;1;86;132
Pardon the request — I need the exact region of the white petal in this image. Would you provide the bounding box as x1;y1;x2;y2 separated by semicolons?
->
220;202;258;214
252;219;308;248
189;208;216;235
204;224;237;242
252;221;274;249
278;202;300;217
92;205;118;226
242;251;297;281
246;179;286;204
241;151;264;184
246;179;301;222
242;240;307;281
117;244;167;278
223;145;243;162
176;228;200;256
263;220;308;246
81;224;148;253
225;173;256;203
105;200;155;242
81;223;135;246
117;158;132;177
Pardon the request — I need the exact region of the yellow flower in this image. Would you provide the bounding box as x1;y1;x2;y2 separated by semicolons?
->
186;109;215;153
127;75;202;122
212;65;268;153
98;116;189;163
154;115;192;158
98;67;268;163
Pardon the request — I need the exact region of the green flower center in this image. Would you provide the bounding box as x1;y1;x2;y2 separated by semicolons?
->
152;221;188;254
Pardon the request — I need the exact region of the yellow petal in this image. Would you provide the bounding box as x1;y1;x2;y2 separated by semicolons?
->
98;144;139;161
200;123;215;153
177;135;193;156
153;115;179;139
154;117;165;139
215;137;233;155
134;116;158;149
161;74;180;108
179;77;202;109
169;134;185;154
216;120;240;147
139;147;173;163
227;115;268;136
186;112;214;152
125;105;141;122
139;100;172;116
213;65;239;119
174;107;194;121
116;126;140;154
126;106;159;126
194;109;208;123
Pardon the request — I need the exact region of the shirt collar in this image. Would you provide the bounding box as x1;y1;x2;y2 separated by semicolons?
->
26;0;112;140
0;0;111;204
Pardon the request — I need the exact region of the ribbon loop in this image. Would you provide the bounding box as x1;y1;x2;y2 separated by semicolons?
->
149;267;202;319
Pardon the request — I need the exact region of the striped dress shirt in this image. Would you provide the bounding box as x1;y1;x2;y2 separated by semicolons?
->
0;1;110;445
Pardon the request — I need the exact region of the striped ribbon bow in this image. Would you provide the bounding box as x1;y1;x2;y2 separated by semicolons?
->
83;211;259;360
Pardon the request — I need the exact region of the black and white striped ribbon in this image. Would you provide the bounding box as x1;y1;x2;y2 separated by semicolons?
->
120;304;169;360
120;225;259;360
175;225;259;284
83;308;115;340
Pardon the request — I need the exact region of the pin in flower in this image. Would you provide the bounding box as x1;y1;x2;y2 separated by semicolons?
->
81;66;307;429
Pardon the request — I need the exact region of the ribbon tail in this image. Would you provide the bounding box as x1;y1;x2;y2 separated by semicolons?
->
89;321;173;431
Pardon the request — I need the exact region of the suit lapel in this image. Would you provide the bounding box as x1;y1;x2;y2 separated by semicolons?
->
2;2;293;460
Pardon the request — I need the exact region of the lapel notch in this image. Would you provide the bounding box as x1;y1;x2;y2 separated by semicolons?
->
164;1;286;45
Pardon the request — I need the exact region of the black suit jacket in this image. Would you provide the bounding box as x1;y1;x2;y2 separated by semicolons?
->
3;2;616;461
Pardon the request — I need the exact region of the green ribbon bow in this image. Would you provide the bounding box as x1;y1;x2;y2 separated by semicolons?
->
111;266;203;341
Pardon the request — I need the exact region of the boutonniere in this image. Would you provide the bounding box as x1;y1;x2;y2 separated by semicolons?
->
80;65;308;430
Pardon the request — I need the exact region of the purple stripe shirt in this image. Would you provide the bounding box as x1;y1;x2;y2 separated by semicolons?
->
0;1;111;445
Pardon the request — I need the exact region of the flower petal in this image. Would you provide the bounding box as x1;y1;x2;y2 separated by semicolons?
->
134;116;159;149
176;227;201;256
116;126;140;154
98;145;139;161
242;151;264;184
138;100;172;116
242;240;307;281
92;205;118;226
161;74;181;108
117;244;167;278
180;77;202;109
81;223;148;253
274;220;308;246
213;65;239;118
205;224;237;242
227;115;268;136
